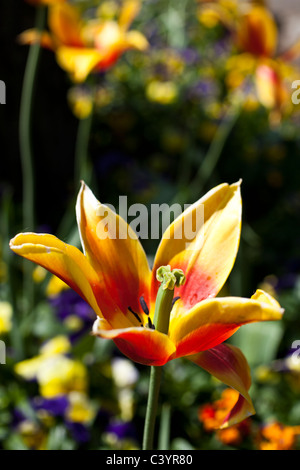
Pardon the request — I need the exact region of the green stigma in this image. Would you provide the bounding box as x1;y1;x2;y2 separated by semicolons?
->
156;265;186;290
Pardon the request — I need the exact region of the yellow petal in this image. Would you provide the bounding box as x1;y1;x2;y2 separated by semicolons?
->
170;290;284;358
56;46;103;82
48;3;83;47
118;0;141;31
124;30;149;51
9;233;102;318
151;182;242;309
251;288;282;309
15;356;46;380
76;182;152;322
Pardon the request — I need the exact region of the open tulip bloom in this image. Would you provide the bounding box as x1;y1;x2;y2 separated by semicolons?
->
10;181;283;443
20;0;148;83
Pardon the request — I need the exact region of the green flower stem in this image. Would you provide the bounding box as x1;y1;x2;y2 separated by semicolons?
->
142;365;163;450
172;101;241;206
1;190;24;359
158;403;171;450
56;96;95;245
188;103;241;198
143;267;185;450
19;5;47;313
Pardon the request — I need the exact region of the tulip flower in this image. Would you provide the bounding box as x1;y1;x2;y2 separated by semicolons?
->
10;181;283;428
19;0;148;82
198;1;300;117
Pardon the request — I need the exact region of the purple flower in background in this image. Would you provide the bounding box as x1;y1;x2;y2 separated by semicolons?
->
105;420;137;441
214;33;232;57
32;396;69;417
66;421;91;444
49;290;95;342
11;408;27;428
181;48;200;65
187;79;218;101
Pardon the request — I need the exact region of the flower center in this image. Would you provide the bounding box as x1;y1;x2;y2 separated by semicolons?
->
127;266;185;331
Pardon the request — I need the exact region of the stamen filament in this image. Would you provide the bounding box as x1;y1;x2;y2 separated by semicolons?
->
128;307;143;324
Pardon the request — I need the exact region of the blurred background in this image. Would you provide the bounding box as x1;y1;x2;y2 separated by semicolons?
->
1;0;300;450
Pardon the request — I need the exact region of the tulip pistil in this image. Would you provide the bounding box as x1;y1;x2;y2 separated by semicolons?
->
153;265;186;335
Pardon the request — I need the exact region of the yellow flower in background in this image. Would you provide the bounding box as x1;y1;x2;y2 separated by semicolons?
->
146;80;178;105
197;0;238;30
46;274;69;297
15;336;88;398
39;335;71;355
17;420;47;450
67;87;94;120
65;391;96;424
0;301;13;334
19;0;148;82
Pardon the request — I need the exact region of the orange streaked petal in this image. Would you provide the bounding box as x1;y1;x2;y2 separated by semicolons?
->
9;232;102;318
76;182;152;319
151;182;242;309
188;343;255;427
93;318;176;366
170;290;284;358
48;3;84;47
18;29;55;50
56;46;103;82
235;6;277;58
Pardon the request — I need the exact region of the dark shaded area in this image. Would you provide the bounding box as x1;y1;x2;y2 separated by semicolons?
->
0;0;78;232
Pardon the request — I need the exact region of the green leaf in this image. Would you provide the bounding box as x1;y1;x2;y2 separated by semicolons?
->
229;322;284;366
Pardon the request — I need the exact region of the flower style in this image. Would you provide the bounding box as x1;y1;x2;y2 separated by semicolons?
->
19;0;148;82
10;181;283;427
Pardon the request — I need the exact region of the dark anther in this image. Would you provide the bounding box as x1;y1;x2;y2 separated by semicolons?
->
128;307;143;324
139;296;149;315
147;317;155;330
172;296;180;308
